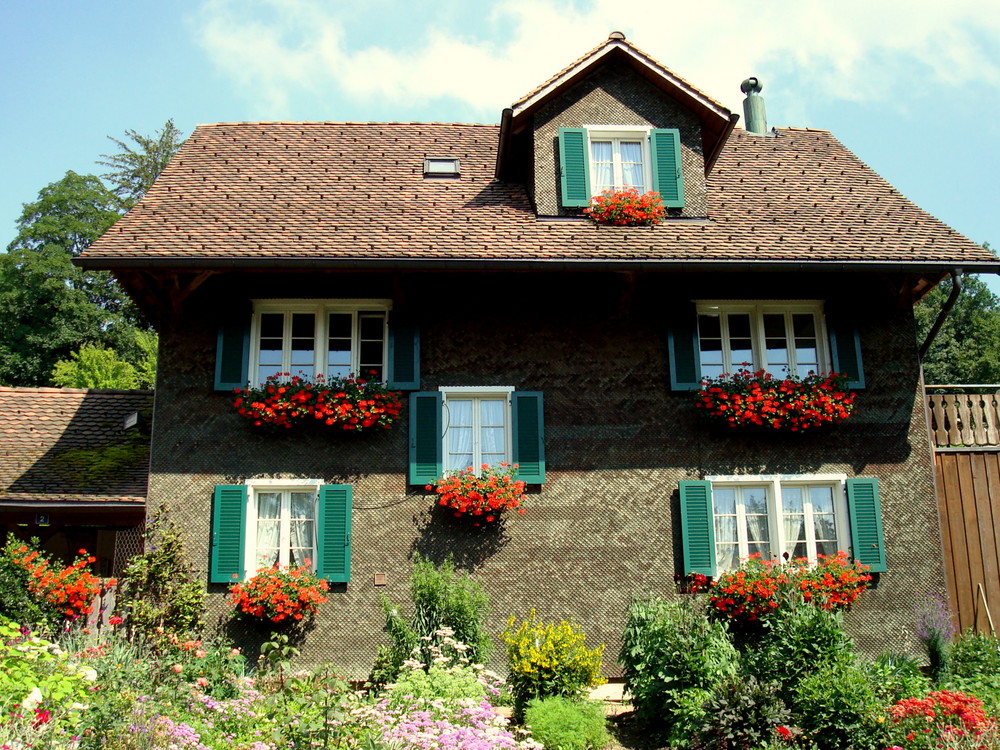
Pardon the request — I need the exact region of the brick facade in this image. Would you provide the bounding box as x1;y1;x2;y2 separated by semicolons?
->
148;269;944;676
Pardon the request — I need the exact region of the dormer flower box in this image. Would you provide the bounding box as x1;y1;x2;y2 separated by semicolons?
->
583;188;666;226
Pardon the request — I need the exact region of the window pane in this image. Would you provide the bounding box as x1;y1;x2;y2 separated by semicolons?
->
713;487;736;515
763;313;789;372
814;514;837;541
359;313;384;340
816;540;839;558
782;487;804;513
257;492;281;519
260;313;283;339
259;313;284;375
359;341;383;369
699;314;721;339
327;313;352;377
743;487;768;515
290;313;315;378
716;544;739;572
620;141;645;190
358;313;386;379
727;314;751;339
446;399;473;471
591;141;613;192
715;515;737;543
810;487;834;514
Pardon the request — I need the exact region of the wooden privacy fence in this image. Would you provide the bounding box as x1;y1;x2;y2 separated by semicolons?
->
928;386;1000;633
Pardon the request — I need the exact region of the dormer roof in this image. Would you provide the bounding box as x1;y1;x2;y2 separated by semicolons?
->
497;32;738;178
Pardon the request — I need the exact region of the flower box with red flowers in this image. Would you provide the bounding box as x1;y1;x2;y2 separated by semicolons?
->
582;188;667;226
229;563;329;625
232;372;404;432
695;369;856;431
426;463;527;526
8;542;109;619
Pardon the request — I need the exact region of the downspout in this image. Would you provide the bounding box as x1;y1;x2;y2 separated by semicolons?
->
919;268;962;360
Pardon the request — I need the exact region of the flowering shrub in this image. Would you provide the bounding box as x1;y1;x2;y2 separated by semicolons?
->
427;463;527;524
696;552;872;623
887;690;997;750
9;543;106;618
232;372;403;432
695;369;856;431
582;188;666;226
229;564;329;624
503;610;606;719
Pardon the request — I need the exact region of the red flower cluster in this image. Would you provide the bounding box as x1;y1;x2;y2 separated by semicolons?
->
426;463;527;525
233;372;403;432
795;550;872;609
694;552;872;623
229;563;329;624
582;188;667;226
889;691;995;749
696;369;856;431
10;545;106;618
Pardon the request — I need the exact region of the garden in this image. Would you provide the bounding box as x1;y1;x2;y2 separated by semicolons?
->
4;513;1000;750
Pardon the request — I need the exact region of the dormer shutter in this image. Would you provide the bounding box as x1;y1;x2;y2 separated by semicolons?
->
651;129;684;208
558;128;591;207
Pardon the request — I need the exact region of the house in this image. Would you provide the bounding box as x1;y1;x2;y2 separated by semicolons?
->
78;33;1000;673
0;387;151;576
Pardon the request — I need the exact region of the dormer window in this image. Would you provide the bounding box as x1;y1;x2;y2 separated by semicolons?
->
558;126;684;209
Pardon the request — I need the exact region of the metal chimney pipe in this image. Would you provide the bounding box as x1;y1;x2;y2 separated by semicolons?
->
741;77;768;135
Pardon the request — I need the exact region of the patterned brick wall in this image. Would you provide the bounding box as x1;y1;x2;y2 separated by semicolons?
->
532;66;707;217
148;269;943;677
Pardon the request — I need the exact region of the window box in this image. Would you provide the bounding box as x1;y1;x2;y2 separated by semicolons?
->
232;372;404;432
583;188;666;226
229;563;329;625
426;462;527;525
695;369;856;431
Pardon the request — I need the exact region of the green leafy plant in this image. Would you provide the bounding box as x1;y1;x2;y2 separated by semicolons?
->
0;539;62;634
118;505;205;638
619;596;739;729
863;651;931;706
503;610;606;719
949;630;1000;717
915;594;956;685
792;656;887;750
259;632;301;691
690;677;792;750
370;556;491;687
523;695;609;750
386;632;500;704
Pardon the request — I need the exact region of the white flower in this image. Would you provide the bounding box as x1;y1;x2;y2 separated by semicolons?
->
79;666;98;681
22;687;44;710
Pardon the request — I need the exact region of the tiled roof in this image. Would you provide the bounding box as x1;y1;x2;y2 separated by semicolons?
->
0;388;152;505
81;122;997;270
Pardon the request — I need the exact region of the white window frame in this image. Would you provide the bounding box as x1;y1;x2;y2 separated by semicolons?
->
706;473;852;571
696;300;830;378
249;298;391;385
243;478;322;573
439;386;514;473
585;126;653;193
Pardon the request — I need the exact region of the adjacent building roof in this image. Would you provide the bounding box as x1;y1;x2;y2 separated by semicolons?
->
80;121;996;273
0;388;152;507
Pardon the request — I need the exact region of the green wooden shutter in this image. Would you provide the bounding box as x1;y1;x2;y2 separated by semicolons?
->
827;312;865;390
387;321;420;390
215;320;250;391
650;129;684;208
679;480;716;577
846;478;886;573
210;485;247;583
667;304;702;390
512;391;545;484
316;485;352;583
559;127;591;207
409;391;443;485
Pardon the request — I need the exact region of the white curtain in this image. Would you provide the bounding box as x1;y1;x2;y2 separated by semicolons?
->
590;141;613;192
619;141;644;190
446;400;473;471
289;492;314;567
256;492;281;568
479;399;506;466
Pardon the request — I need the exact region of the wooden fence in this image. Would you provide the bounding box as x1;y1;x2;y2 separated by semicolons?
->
928;387;1000;633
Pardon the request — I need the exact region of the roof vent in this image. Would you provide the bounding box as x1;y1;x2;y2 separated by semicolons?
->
423;157;460;178
608;31;626;41
740;77;768;136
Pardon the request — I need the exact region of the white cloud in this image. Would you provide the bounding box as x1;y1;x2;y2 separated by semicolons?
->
191;0;1000;121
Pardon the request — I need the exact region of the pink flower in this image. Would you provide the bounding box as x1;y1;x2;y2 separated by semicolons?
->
171;664;183;674
194;649;206;659
108;615;123;625
196;677;209;687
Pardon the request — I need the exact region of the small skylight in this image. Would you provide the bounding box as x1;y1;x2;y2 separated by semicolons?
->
423;157;461;178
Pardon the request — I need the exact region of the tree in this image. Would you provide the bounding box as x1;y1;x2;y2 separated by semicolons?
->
915;266;1000;385
6;171;120;257
98;119;185;210
50;331;157;389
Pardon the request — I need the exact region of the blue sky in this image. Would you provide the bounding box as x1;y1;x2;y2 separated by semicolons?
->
3;0;999;288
